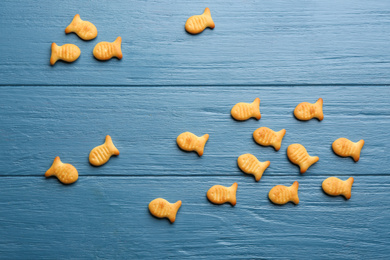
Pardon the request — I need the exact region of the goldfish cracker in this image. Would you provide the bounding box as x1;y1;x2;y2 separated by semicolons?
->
253;127;286;151
207;183;237;206
268;181;299;205
231;98;261;121
287;144;319;173
148;198;182;223
45;156;78;184
294;98;323;121
237;154;270;182
50;43;80;65
332;138;364;162
65;14;98;40
185;7;215;34
176;132;209;156
89;135;120;166
93;37;123;60
322;177;354;199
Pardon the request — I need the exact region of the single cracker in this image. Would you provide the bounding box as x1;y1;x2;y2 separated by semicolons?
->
176;132;209;156
45;156;78;184
322;177;354;200
148;198;182;223
332;138;364;162
294;98;324;121
50;43;80;65
231;98;261;121
93;37;123;60
65;14;98;40
185;7;215;35
207;183;237;206
237;154;270;181
89;135;120;166
268;181;299;205
253;127;286;151
287;144;319;173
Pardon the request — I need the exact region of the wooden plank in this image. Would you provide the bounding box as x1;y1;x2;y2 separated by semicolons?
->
1;0;390;85
1;86;388;177
0;176;389;259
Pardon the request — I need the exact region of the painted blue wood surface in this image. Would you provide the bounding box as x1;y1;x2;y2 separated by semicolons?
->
1;0;390;259
0;86;389;259
1;176;390;259
1;0;390;85
0;86;389;177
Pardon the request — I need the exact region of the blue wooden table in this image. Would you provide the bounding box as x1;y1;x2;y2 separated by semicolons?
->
1;0;390;259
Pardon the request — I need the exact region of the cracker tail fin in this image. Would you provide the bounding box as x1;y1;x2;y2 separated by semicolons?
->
255;161;270;181
50;43;59;65
344;177;354;200
114;37;123;60
316;98;324;121
252;97;261;120
196;134;209;156
105;135;120;156
311;156;320;165
229;182;238;206
290;181;300;204
274;129;286;151
169;200;182;223
202;134;210;143
353;139;365;162
203;7;215;29
263;160;271;171
45;156;62;177
65;14;80;34
300;156;319;174
300;164;308;174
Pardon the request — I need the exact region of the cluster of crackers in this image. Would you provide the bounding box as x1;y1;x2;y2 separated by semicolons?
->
50;7;217;65
170;98;364;222
45;135;119;183
50;14;122;65
45;9;365;223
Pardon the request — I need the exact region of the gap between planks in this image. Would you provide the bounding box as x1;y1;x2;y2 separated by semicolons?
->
0;174;388;178
0;84;390;87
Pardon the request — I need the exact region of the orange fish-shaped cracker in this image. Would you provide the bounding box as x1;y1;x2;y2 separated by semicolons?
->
294;98;324;121
93;37;123;61
207;183;237;206
253;127;286;151
50;43;80;65
89;135;120;166
185;7;215;35
65;14;98;40
268;181;299;205
231;98;261;121
176;132;209;156
45;156;78;184
287;144;319;173
148;198;182;223
322;177;354;199
332;138;364;162
237;154;270;182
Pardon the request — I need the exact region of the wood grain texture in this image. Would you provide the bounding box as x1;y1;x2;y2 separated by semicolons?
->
1;0;390;258
1;0;390;85
0;86;388;177
0;176;389;259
